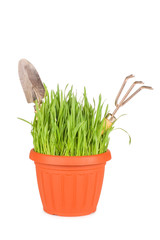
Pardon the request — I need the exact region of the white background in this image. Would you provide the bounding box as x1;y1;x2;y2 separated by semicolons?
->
0;0;160;239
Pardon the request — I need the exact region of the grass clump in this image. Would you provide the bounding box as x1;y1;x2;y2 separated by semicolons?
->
20;85;116;156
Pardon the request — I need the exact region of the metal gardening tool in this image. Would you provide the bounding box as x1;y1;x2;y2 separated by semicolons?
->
102;74;153;134
18;59;45;107
18;60;153;132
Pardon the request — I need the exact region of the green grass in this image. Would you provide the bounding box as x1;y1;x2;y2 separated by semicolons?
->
19;85;130;156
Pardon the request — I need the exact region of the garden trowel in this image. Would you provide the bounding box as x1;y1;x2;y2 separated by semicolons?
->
18;59;45;104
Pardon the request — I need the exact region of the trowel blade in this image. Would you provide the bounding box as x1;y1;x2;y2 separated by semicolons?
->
18;59;45;103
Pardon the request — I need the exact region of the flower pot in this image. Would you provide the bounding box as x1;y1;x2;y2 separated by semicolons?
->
29;149;111;216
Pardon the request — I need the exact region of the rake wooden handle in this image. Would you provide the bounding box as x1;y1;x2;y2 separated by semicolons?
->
101;118;112;135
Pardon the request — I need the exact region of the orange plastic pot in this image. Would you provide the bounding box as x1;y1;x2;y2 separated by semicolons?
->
30;149;111;216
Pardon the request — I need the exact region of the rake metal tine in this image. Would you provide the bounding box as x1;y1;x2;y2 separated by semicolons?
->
115;74;135;107
121;85;153;106
111;80;144;118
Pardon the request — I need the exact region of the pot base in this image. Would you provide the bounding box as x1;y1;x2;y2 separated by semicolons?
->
43;208;96;217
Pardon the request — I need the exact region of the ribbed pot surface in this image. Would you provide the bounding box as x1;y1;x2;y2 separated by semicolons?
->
30;149;111;216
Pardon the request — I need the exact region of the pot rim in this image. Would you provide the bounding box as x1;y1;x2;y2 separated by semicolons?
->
29;149;111;166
